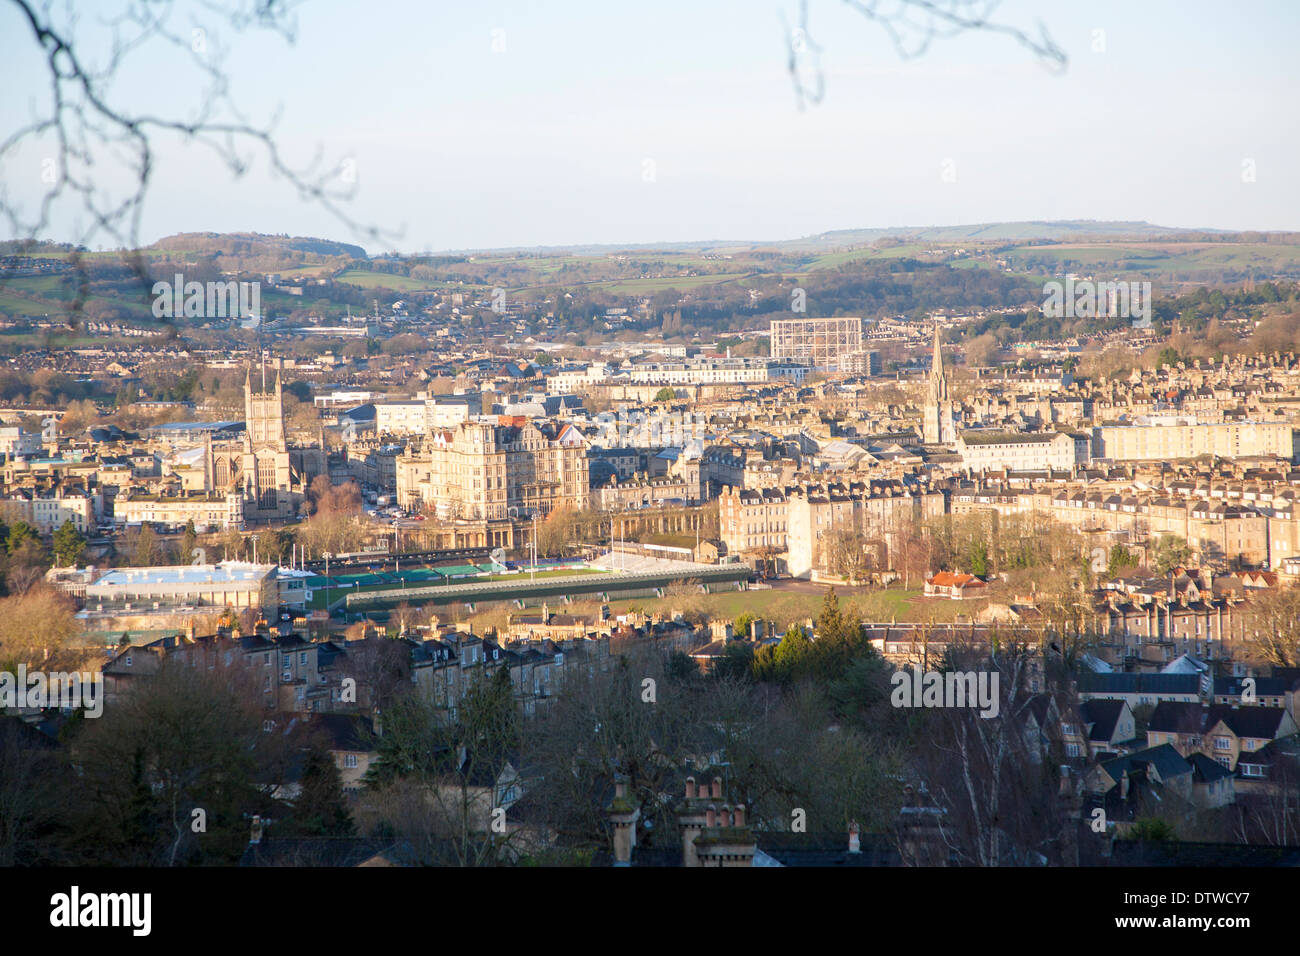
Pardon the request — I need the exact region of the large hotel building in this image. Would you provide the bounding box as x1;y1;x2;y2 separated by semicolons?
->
396;417;589;519
769;316;863;371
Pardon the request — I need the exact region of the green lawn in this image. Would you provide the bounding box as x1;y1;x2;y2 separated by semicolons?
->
482;567;606;583
604;584;984;629
597;272;753;294
1002;241;1300;278
807;243;928;270
336;269;437;291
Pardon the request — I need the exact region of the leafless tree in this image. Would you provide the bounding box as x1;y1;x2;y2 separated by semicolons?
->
1243;585;1300;668
911;640;1076;866
1230;743;1300;847
783;0;1066;109
2;0;389;320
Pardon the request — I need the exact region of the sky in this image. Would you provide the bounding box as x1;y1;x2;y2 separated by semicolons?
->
2;0;1298;253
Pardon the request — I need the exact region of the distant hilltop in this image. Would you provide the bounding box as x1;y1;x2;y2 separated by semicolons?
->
440;220;1265;258
790;220;1208;247
27;220;1289;262
146;231;368;260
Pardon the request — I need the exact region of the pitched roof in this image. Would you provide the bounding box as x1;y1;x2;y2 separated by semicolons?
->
1078;672;1201;696
1099;743;1193;784
1080;698;1127;742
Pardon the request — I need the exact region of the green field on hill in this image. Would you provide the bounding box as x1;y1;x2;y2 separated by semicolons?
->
1003;241;1300;278
336;269;437;291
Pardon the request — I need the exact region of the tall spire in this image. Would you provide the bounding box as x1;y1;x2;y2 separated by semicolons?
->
929;324;948;403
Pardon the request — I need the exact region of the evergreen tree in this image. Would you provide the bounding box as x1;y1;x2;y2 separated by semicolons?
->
294;747;355;836
179;520;198;565
6;521;38;554
772;623;813;682
713;642;754;682
53;520;86;567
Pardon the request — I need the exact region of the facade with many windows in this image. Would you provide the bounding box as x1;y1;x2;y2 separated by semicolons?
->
396;417;588;519
769;316;862;371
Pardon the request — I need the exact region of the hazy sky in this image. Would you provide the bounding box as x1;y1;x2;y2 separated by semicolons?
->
3;0;1298;253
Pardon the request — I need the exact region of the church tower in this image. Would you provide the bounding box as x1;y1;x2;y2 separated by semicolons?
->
923;326;956;444
240;354;293;523
244;358;286;453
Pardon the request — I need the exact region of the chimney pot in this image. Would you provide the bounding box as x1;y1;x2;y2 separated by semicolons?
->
711;777;722;800
848;821;861;854
684;776;696;799
706;805;717;828
734;804;745;827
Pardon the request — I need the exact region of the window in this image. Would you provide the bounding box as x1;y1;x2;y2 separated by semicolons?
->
1213;736;1231;751
344;754;358;769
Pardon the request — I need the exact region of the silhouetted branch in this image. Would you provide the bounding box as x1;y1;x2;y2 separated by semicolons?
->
785;0;1067;109
1;0;394;321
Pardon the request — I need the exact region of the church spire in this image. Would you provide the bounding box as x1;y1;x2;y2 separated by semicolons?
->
931;324;944;381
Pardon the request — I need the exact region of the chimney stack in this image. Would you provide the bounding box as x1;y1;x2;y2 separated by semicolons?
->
684;776;696;799
706;805;717;828
711;776;722;800
607;773;640;866
734;804;746;828
848;821;861;854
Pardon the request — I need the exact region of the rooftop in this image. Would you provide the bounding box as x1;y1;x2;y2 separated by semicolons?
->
91;561;275;588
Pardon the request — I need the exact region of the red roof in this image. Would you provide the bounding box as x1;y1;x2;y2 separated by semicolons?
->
927;571;986;589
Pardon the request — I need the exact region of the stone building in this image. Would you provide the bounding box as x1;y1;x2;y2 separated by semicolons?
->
396;417;588;519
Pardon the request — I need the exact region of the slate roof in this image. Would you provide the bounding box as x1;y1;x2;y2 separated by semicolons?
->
1078;672;1202;696
1099;744;1193;784
313;714;376;753
1149;701;1293;740
1147;701;1209;736
1100;841;1300;867
1187;752;1234;784
1080;698;1127;743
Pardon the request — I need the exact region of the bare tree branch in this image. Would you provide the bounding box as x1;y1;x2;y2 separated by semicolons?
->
785;0;1067;109
1;0;394;322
